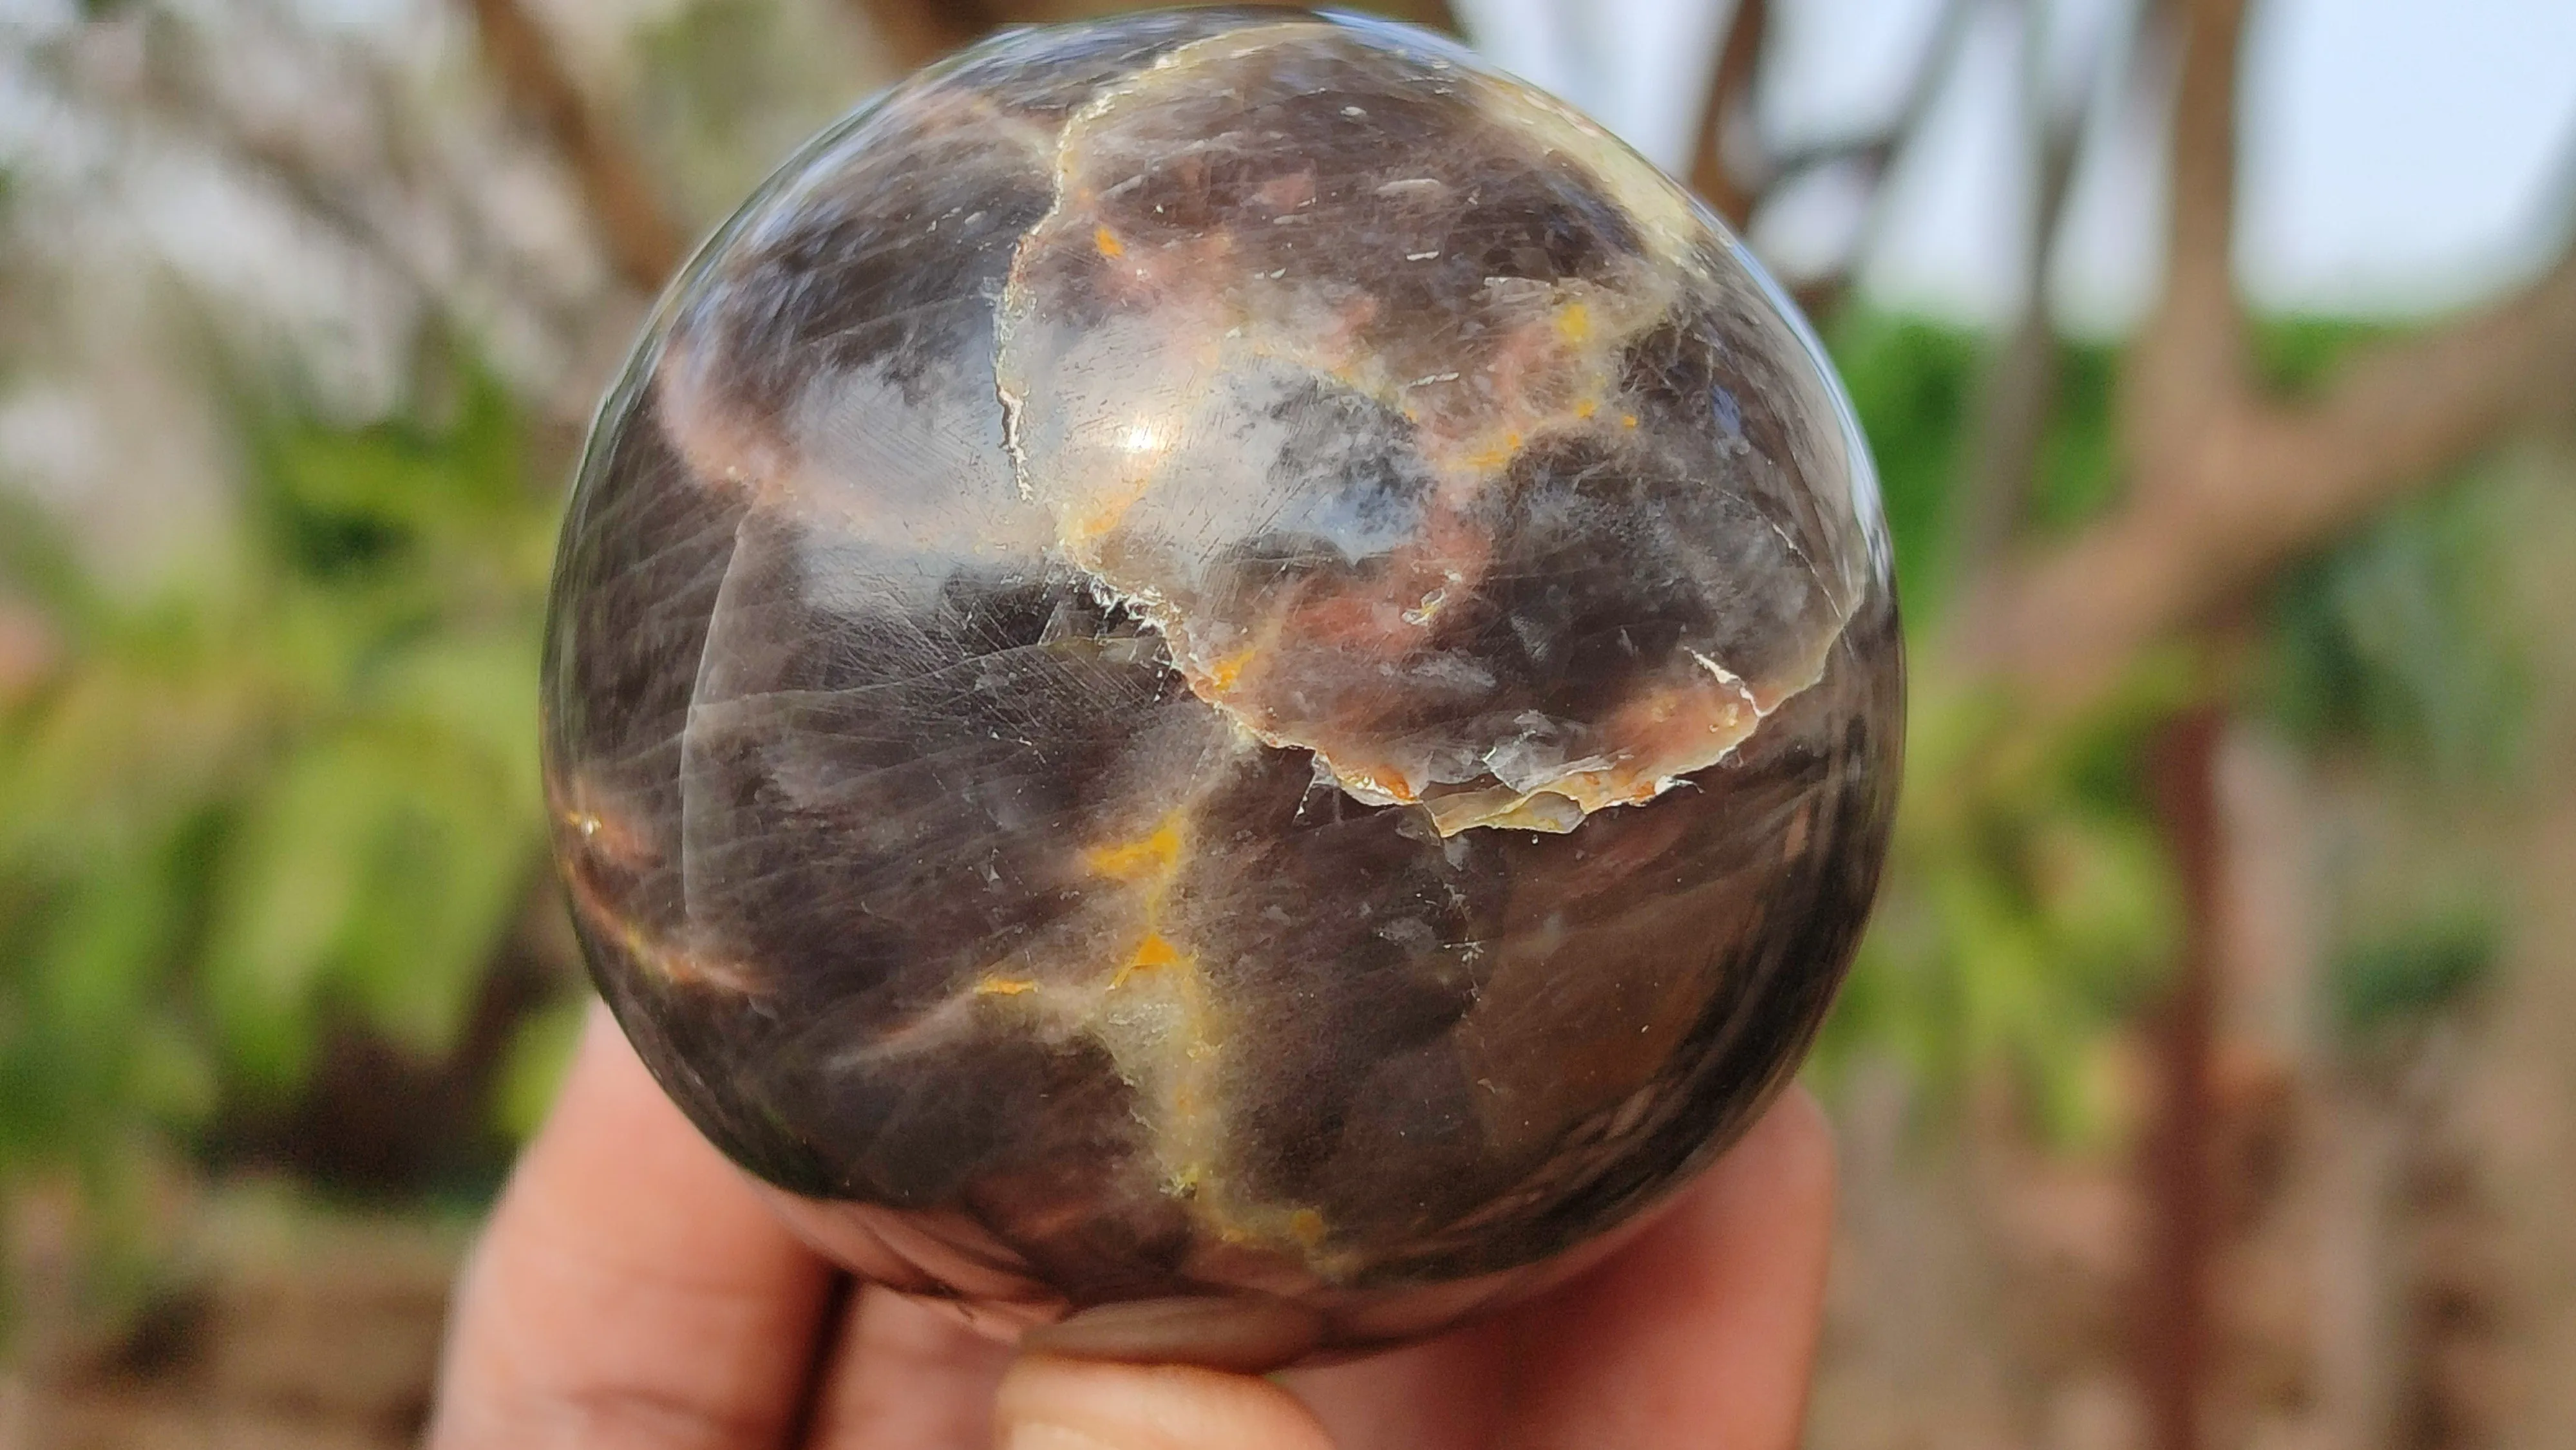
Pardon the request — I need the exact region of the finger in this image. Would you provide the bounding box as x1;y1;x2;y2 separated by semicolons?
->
1280;1317;1506;1449
799;1284;1014;1449
1501;1086;1836;1448
1289;1085;1838;1450
428;1003;838;1450
992;1355;1336;1450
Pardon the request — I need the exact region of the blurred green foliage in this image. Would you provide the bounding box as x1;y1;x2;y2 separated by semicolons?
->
2252;316;2395;396
1819;677;2188;1145
0;357;560;1219
2331;910;2499;1038
2266;478;2532;785
0;299;2543;1257
1826;312;2130;618
1814;314;2175;1143
1813;310;2539;1144
1824;312;1978;610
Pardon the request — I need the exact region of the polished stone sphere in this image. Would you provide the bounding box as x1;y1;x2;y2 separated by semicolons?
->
542;6;1900;1368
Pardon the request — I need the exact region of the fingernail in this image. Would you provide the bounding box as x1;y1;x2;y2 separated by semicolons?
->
994;1354;1333;1450
1004;1422;1126;1450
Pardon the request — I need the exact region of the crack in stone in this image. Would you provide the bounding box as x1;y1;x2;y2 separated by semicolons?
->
985;19;1850;838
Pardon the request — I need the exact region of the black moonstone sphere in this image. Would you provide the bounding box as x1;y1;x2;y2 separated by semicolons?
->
542;6;1901;1369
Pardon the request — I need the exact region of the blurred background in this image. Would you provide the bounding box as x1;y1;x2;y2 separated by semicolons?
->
1;0;2571;1445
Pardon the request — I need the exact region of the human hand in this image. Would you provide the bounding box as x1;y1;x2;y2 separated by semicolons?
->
428;1004;1835;1449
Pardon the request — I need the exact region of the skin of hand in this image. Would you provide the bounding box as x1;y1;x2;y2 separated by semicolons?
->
428;1004;1836;1450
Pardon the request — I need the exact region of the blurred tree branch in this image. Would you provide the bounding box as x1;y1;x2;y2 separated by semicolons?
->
440;0;2576;724
1959;0;2122;576
1959;0;2576;707
1686;0;1767;230
139;48;484;340
1756;0;1975;193
461;0;682;292
1687;0;1972;314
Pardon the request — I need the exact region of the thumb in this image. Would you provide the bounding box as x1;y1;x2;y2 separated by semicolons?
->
993;1354;1335;1450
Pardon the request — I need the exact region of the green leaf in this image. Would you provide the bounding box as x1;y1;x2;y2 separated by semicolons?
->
200;740;391;1091
369;631;544;807
329;728;537;1061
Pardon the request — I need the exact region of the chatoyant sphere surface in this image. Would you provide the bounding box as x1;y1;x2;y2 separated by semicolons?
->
543;6;1901;1368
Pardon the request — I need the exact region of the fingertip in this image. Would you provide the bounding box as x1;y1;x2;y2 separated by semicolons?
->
1711;1082;1835;1229
428;1001;835;1449
1488;1085;1840;1450
994;1354;1335;1450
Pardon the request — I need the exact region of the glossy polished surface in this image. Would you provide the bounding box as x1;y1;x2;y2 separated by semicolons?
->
542;7;1901;1368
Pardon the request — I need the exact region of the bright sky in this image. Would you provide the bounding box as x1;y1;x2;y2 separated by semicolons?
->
1457;0;2576;331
